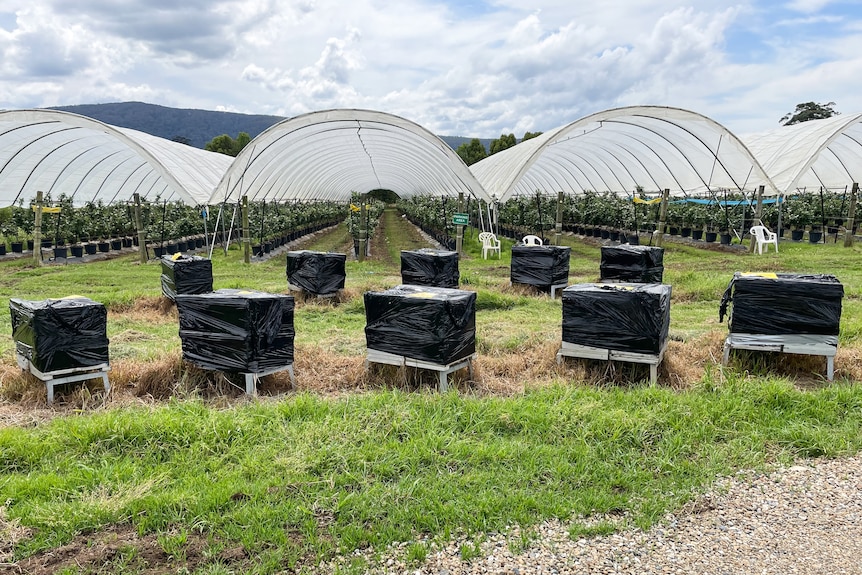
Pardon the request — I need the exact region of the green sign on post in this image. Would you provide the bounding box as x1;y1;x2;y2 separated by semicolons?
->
452;213;469;226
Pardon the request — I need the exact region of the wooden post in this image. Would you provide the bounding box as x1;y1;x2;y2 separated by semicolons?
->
844;183;858;248
241;195;250;264
134;193;148;263
554;191;563;246
33;191;43;266
655;189;669;247
358;196;367;262
455;192;464;255
749;185;764;253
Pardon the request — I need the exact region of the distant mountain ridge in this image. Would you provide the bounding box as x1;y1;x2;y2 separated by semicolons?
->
49;102;493;153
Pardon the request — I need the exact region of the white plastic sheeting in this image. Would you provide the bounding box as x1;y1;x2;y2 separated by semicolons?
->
209;109;491;204
470;106;779;201
743;114;862;194
0;110;232;207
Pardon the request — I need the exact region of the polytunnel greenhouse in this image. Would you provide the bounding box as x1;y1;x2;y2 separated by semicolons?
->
208;108;492;205
742;113;862;195
469;106;780;201
0;109;232;207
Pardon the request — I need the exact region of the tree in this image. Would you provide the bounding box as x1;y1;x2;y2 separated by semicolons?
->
780;102;838;125
522;131;543;141
204;132;252;156
489;133;516;155
456;139;488;166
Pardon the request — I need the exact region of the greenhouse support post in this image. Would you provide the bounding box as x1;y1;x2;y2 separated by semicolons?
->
749;185;764;253
242;195;250;264
358;198;367;262
655;189;669;247
456;192;464;255
844;183;858;248
33;191;43;266
134;193;147;263
554;191;563;246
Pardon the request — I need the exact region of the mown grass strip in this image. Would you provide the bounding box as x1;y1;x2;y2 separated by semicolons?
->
2;376;862;571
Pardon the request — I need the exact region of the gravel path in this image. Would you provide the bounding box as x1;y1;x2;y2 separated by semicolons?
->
323;454;862;574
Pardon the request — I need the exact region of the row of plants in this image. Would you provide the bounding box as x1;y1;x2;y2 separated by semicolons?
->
397;195;466;250
0;195;346;258
243;200;344;258
489;189;858;245
345;193;385;257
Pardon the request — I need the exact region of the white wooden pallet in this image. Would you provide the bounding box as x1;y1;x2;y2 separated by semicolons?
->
512;282;568;298
365;349;476;392
16;352;110;404
287;282;339;299
556;340;667;384
722;333;837;381
242;363;296;395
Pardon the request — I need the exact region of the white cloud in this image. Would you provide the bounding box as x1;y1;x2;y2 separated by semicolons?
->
0;0;860;137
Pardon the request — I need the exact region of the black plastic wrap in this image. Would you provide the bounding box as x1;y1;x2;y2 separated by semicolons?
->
286;250;346;295
562;283;671;354
10;297;109;372
176;289;295;373
161;255;213;300
364;284;476;364
510;245;571;288
719;272;843;335
400;249;460;288
600;245;664;283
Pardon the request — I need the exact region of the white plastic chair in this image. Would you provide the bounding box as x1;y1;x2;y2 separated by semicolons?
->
522;235;543;246
478;231;501;259
750;225;778;254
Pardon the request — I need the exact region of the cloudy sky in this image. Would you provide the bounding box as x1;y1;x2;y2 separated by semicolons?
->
0;0;859;138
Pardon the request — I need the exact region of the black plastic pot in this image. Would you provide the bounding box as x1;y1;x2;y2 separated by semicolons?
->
11;242;23;253
153;245;166;258
669;226;679;236
53;247;68;259
41;239;52;248
166;243;179;254
70;245;84;258
98;241;110;253
681;227;691;238
610;231;620;241
122;237;133;248
719;233;732;245
85;243;98;255
195;238;204;248
111;239;122;251
27;240;34;250
176;241;188;252
705;231;718;243
809;230;823;243
791;230;804;241
692;229;704;241
600;229;610;239
0;244;6;256
624;232;640;245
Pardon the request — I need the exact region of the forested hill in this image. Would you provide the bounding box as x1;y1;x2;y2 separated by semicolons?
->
50;102;285;149
49;101;492;152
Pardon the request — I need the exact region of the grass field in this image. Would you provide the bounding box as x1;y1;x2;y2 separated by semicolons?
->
0;213;861;574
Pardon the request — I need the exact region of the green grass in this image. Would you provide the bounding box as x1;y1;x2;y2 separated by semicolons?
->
2;381;861;572
0;222;861;573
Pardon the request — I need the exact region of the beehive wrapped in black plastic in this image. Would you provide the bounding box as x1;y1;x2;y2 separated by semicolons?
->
161;254;213;300
600;245;664;283
719;272;843;335
562;283;671;354
286;250;346;295
176;289;295;373
10;297;109;373
400;249;460;288
511;245;570;288
364;285;476;364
